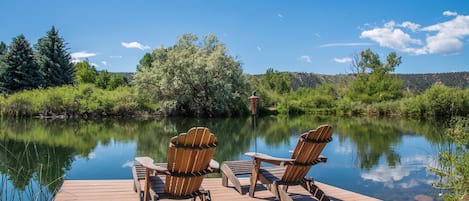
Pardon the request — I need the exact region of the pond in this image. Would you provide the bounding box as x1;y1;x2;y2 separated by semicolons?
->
0;115;451;201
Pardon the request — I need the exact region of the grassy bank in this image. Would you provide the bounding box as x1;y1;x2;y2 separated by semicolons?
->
0;84;156;118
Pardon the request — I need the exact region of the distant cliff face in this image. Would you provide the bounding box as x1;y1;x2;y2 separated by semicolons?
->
289;72;469;92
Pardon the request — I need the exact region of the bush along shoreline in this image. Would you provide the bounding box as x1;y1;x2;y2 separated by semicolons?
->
0;84;159;119
1;81;468;119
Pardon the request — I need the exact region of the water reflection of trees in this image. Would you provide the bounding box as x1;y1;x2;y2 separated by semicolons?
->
334;117;449;170
0;118;141;200
134;117;255;162
0;138;75;200
0;115;453;199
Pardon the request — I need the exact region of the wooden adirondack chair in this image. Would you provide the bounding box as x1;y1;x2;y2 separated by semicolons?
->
134;127;218;201
245;125;333;201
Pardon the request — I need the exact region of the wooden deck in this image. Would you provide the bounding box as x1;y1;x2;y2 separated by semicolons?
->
54;178;381;201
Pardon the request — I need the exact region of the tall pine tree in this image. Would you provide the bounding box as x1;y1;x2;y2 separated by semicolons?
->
35;26;75;87
0;42;8;93
0;42;6;55
0;35;43;94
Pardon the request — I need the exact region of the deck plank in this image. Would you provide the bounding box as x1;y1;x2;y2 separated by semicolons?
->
54;178;381;201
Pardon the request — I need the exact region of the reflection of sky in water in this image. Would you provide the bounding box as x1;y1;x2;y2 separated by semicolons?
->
361;155;435;188
63;131;442;200
242;134;441;200
318;135;440;200
67;139;136;179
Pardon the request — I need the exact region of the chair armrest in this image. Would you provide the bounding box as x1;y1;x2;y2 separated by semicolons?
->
210;159;220;173
318;155;327;163
245;152;295;166
135;156;169;174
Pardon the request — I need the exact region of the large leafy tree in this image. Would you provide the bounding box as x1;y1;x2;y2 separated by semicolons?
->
74;60;97;84
261;68;291;94
35;26;75;87
347;49;403;103
136;52;154;72
0;35;43;94
133;33;249;117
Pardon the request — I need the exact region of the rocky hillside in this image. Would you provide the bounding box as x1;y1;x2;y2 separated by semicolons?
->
290;72;469;92
116;71;469;92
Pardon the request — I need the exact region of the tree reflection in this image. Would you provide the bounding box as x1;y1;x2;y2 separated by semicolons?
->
334;117;449;170
0;138;74;200
0;118;142;200
134;117;255;162
0;115;452;200
336;117;403;169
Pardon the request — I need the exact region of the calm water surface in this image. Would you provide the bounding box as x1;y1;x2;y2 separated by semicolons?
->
0;116;451;201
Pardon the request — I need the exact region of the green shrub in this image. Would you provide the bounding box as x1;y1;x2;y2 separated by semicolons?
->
336;98;366;115
398;96;426;117
3;91;38;117
0;84;140;118
431;117;469;200
422;84;466;116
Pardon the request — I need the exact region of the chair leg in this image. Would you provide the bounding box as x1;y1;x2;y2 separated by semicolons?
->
282;185;289;192
221;171;228;187
302;181;330;201
221;163;243;194
248;159;261;197
206;191;212;201
143;168;152;201
275;183;293;201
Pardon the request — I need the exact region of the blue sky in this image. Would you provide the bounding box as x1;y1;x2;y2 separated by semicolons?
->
1;1;468;75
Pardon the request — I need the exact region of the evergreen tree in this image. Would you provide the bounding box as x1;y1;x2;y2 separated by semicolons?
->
0;35;43;94
0;42;7;70
35;26;75;87
0;42;6;55
0;42;7;93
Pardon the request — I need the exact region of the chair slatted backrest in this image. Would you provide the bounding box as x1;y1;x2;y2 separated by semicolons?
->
282;125;332;183
165;127;217;197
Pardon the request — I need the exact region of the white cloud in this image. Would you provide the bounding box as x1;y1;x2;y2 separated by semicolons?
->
110;55;123;59
421;15;469;54
121;41;150;50
400;21;421;32
299;55;312;63
425;35;463;54
334;57;352;63
101;61;107;66
90;63;100;67
360;21;423;54
257;46;262;52
71;51;97;59
360;14;469;55
320;42;372;48
443;11;458;17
